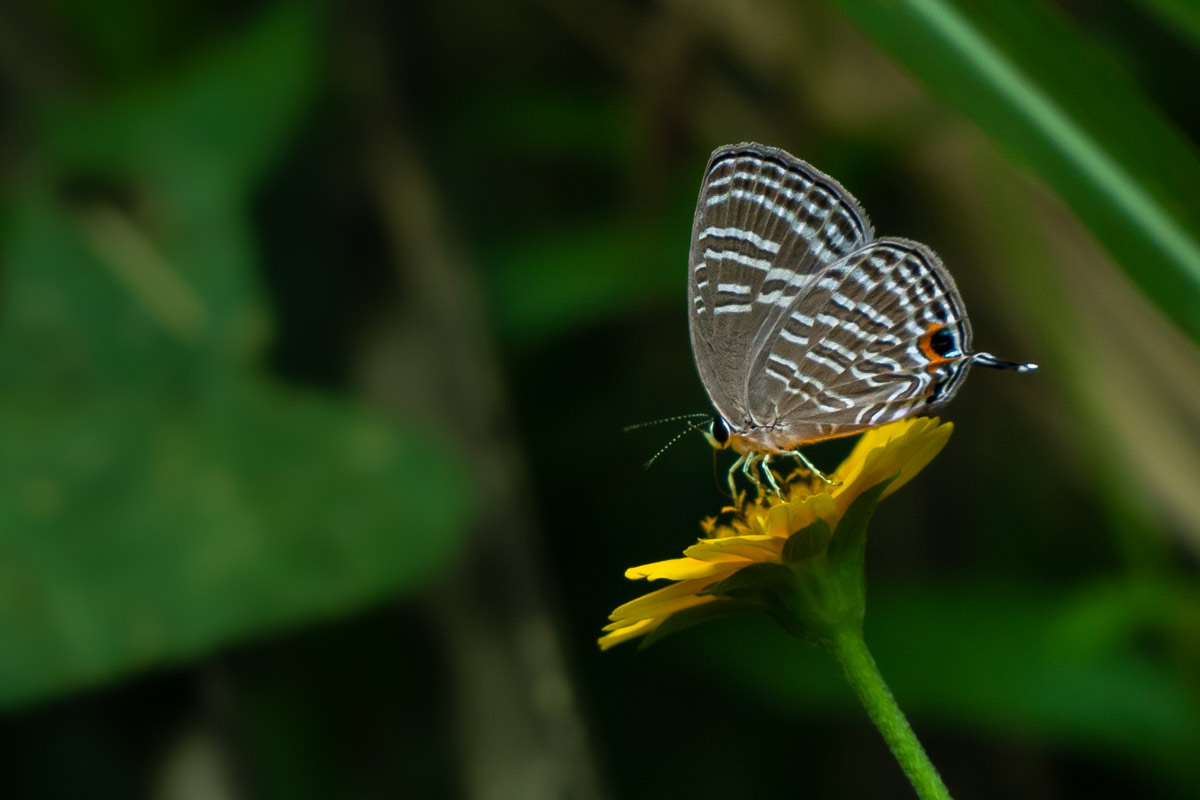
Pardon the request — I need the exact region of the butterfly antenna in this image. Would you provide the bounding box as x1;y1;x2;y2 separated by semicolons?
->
623;412;712;433
971;352;1038;373
643;420;710;470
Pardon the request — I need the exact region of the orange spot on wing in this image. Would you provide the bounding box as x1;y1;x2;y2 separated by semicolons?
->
918;324;957;399
918;323;954;366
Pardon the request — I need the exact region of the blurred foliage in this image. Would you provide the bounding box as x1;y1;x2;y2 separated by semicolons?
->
0;4;471;708
0;0;1199;798
827;0;1200;344
693;580;1200;792
1134;0;1200;49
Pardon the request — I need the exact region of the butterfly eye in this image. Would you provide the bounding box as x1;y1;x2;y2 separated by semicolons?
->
711;417;731;446
929;328;960;358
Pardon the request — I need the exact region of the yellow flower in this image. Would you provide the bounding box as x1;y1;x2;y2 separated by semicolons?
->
599;417;953;649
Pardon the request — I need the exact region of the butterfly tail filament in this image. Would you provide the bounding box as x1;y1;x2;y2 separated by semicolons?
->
970;352;1038;372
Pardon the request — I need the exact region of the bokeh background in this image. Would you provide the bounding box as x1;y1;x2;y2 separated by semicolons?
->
2;0;1200;797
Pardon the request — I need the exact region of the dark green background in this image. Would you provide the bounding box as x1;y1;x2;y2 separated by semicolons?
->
2;0;1199;797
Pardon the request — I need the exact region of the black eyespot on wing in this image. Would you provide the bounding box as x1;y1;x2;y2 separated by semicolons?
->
929;328;959;358
712;417;730;445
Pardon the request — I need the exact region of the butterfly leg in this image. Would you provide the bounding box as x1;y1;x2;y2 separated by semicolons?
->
787;449;841;487
760;454;785;498
726;453;747;500
741;452;764;498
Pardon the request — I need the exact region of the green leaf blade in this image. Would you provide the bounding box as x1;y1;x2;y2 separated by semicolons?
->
830;0;1200;341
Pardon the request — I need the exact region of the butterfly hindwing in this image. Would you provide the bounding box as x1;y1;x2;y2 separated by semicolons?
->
747;239;974;446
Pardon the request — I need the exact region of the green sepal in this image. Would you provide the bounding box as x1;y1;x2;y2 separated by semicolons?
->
637;599;752;650
700;562;794;598
827;474;898;571
691;564;808;644
776;474;899;643
782;518;833;564
759;593;823;643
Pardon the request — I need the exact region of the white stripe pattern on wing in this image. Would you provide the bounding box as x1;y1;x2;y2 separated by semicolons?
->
805;351;846;374
822;386;855;409
849;365;888;388
699;226;782;254
816;338;856;362
768;354;801;373
706;169;810;194
855;302;893;327
763;267;801;283
814;313;903;347
860;352;903;372
707;189;845;246
704;247;772;273
756;291;803;308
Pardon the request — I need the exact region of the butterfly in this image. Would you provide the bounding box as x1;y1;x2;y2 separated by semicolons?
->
688;142;1036;497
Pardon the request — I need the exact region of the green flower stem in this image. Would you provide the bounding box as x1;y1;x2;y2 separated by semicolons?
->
830;626;952;800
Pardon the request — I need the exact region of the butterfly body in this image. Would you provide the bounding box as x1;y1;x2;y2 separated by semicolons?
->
687;143;1034;493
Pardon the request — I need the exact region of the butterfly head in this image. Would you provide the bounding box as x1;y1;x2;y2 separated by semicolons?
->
703;416;733;451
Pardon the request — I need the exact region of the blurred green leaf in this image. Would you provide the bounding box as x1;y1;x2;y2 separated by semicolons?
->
1134;0;1200;51
688;580;1200;790
40;2;320;197
0;4;472;708
0;374;468;708
829;0;1200;343
486;220;681;340
45;0;178;80
1048;577;1200;659
28;3;327;365
456;88;632;159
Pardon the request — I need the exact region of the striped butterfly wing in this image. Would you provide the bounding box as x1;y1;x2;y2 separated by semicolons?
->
688;143;874;428
749;238;974;448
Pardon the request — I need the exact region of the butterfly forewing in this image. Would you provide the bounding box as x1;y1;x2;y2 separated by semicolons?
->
688;143;874;429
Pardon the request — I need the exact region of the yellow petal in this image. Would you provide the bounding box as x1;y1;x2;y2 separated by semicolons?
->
832;418;952;511
606;577;725;621
777;491;838;533
598;617;661;650
599;416;952;649
626;557;733;582
600;586;725;649
683;534;781;562
833;419;911;489
882;421;953;498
